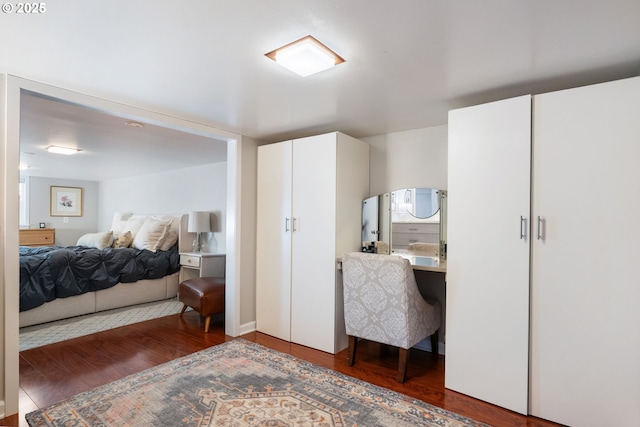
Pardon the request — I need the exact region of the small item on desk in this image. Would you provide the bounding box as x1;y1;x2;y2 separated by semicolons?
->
362;243;376;253
361;241;390;254
374;241;390;254
39;222;45;229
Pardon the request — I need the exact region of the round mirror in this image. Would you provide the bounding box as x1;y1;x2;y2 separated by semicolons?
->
391;188;440;219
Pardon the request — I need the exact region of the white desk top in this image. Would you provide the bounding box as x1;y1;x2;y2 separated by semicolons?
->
179;252;225;258
393;253;446;273
337;251;446;273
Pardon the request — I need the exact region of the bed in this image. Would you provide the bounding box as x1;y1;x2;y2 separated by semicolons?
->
19;213;191;328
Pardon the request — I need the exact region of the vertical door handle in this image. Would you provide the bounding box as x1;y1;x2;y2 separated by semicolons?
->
520;216;527;239
285;217;290;232
292;217;298;232
537;216;544;240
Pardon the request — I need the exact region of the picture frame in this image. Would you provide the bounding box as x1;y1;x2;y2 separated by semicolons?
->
50;186;83;217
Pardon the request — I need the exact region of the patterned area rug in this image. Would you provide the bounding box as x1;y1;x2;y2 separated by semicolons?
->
20;298;185;351
26;339;487;427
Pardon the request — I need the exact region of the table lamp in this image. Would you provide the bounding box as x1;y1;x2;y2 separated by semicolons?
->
188;211;210;252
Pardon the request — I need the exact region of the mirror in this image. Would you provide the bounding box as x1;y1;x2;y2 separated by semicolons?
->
391;188;439;220
362;188;447;258
362;193;391;254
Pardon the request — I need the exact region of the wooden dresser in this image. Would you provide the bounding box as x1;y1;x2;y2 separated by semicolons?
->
19;228;56;247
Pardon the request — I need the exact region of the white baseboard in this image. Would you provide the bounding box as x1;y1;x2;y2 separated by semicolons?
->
238;320;256;336
413;338;445;355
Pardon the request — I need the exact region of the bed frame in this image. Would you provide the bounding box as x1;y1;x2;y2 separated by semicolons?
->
19;214;191;328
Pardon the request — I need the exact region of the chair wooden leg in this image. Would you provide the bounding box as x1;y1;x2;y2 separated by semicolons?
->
179;304;188;317
204;315;211;333
347;335;358;367
430;331;439;356
398;347;409;383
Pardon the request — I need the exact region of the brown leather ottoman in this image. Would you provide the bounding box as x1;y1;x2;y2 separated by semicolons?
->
179;277;225;332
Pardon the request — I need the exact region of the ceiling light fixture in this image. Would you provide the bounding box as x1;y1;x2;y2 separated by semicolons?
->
124;121;144;128
46;145;81;155
265;35;345;77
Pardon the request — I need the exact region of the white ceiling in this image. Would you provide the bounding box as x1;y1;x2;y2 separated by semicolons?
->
19;92;228;180
3;0;640;180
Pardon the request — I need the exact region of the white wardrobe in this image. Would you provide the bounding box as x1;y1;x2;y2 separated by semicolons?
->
256;132;370;354
447;76;640;426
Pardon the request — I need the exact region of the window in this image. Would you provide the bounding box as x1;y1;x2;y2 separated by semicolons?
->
19;176;29;227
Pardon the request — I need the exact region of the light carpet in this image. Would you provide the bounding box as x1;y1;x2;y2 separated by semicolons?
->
26;339;488;427
19;298;185;351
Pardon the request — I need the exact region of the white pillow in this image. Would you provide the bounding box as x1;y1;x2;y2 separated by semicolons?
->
132;218;172;252
110;212;133;236
77;231;114;249
121;216;147;239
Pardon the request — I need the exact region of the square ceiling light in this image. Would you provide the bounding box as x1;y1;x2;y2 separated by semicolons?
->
265;35;345;77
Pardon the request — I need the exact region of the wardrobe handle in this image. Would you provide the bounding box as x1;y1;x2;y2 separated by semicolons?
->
292;217;298;232
520;216;527;239
285;217;290;232
537;216;544;240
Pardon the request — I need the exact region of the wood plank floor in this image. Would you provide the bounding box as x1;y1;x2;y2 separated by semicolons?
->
2;312;563;427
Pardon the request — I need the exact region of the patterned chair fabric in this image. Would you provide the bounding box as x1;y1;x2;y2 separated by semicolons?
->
342;252;441;350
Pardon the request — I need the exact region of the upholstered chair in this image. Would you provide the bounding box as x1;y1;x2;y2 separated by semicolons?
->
342;252;441;383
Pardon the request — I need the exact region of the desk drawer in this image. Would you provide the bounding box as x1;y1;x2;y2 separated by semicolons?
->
180;254;201;268
392;222;439;234
392;222;439;249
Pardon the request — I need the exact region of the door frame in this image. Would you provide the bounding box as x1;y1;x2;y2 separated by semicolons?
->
1;75;245;416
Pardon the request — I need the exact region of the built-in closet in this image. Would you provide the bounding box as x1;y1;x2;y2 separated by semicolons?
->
256;131;369;354
446;76;640;427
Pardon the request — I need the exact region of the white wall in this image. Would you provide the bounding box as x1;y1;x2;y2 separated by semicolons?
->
238;137;259;328
27;177;100;246
99;162;227;252
363;125;448;196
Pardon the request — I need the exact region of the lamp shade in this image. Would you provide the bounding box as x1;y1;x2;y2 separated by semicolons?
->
188;211;211;233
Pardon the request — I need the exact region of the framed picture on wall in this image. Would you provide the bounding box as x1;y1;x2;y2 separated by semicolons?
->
50;186;83;217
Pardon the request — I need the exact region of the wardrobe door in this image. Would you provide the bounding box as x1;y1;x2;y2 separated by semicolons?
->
446;95;531;415
530;77;640;426
290;133;338;354
256;141;293;342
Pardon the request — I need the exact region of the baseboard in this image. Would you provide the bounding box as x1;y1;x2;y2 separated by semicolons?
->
238;320;256;336
413;338;445;355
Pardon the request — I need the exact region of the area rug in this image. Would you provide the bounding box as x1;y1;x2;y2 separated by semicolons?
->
20;298;185;351
26;339;487;427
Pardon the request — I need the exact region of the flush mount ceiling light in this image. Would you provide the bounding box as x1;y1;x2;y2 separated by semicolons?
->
265;35;345;77
46;145;81;155
124;121;144;128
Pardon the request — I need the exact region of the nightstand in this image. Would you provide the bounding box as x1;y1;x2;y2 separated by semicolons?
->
179;252;226;282
19;228;56;247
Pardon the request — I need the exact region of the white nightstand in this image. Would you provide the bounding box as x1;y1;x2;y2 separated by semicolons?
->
179;252;226;282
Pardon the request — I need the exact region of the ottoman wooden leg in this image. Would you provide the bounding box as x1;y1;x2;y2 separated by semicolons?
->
179;304;188;317
204;315;211;333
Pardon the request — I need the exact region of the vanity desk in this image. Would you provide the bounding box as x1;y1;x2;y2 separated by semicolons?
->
350;187;448;353
337;252;446;274
391;250;446;274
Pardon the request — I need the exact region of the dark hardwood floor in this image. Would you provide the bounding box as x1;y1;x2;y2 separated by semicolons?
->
2;312;563;427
